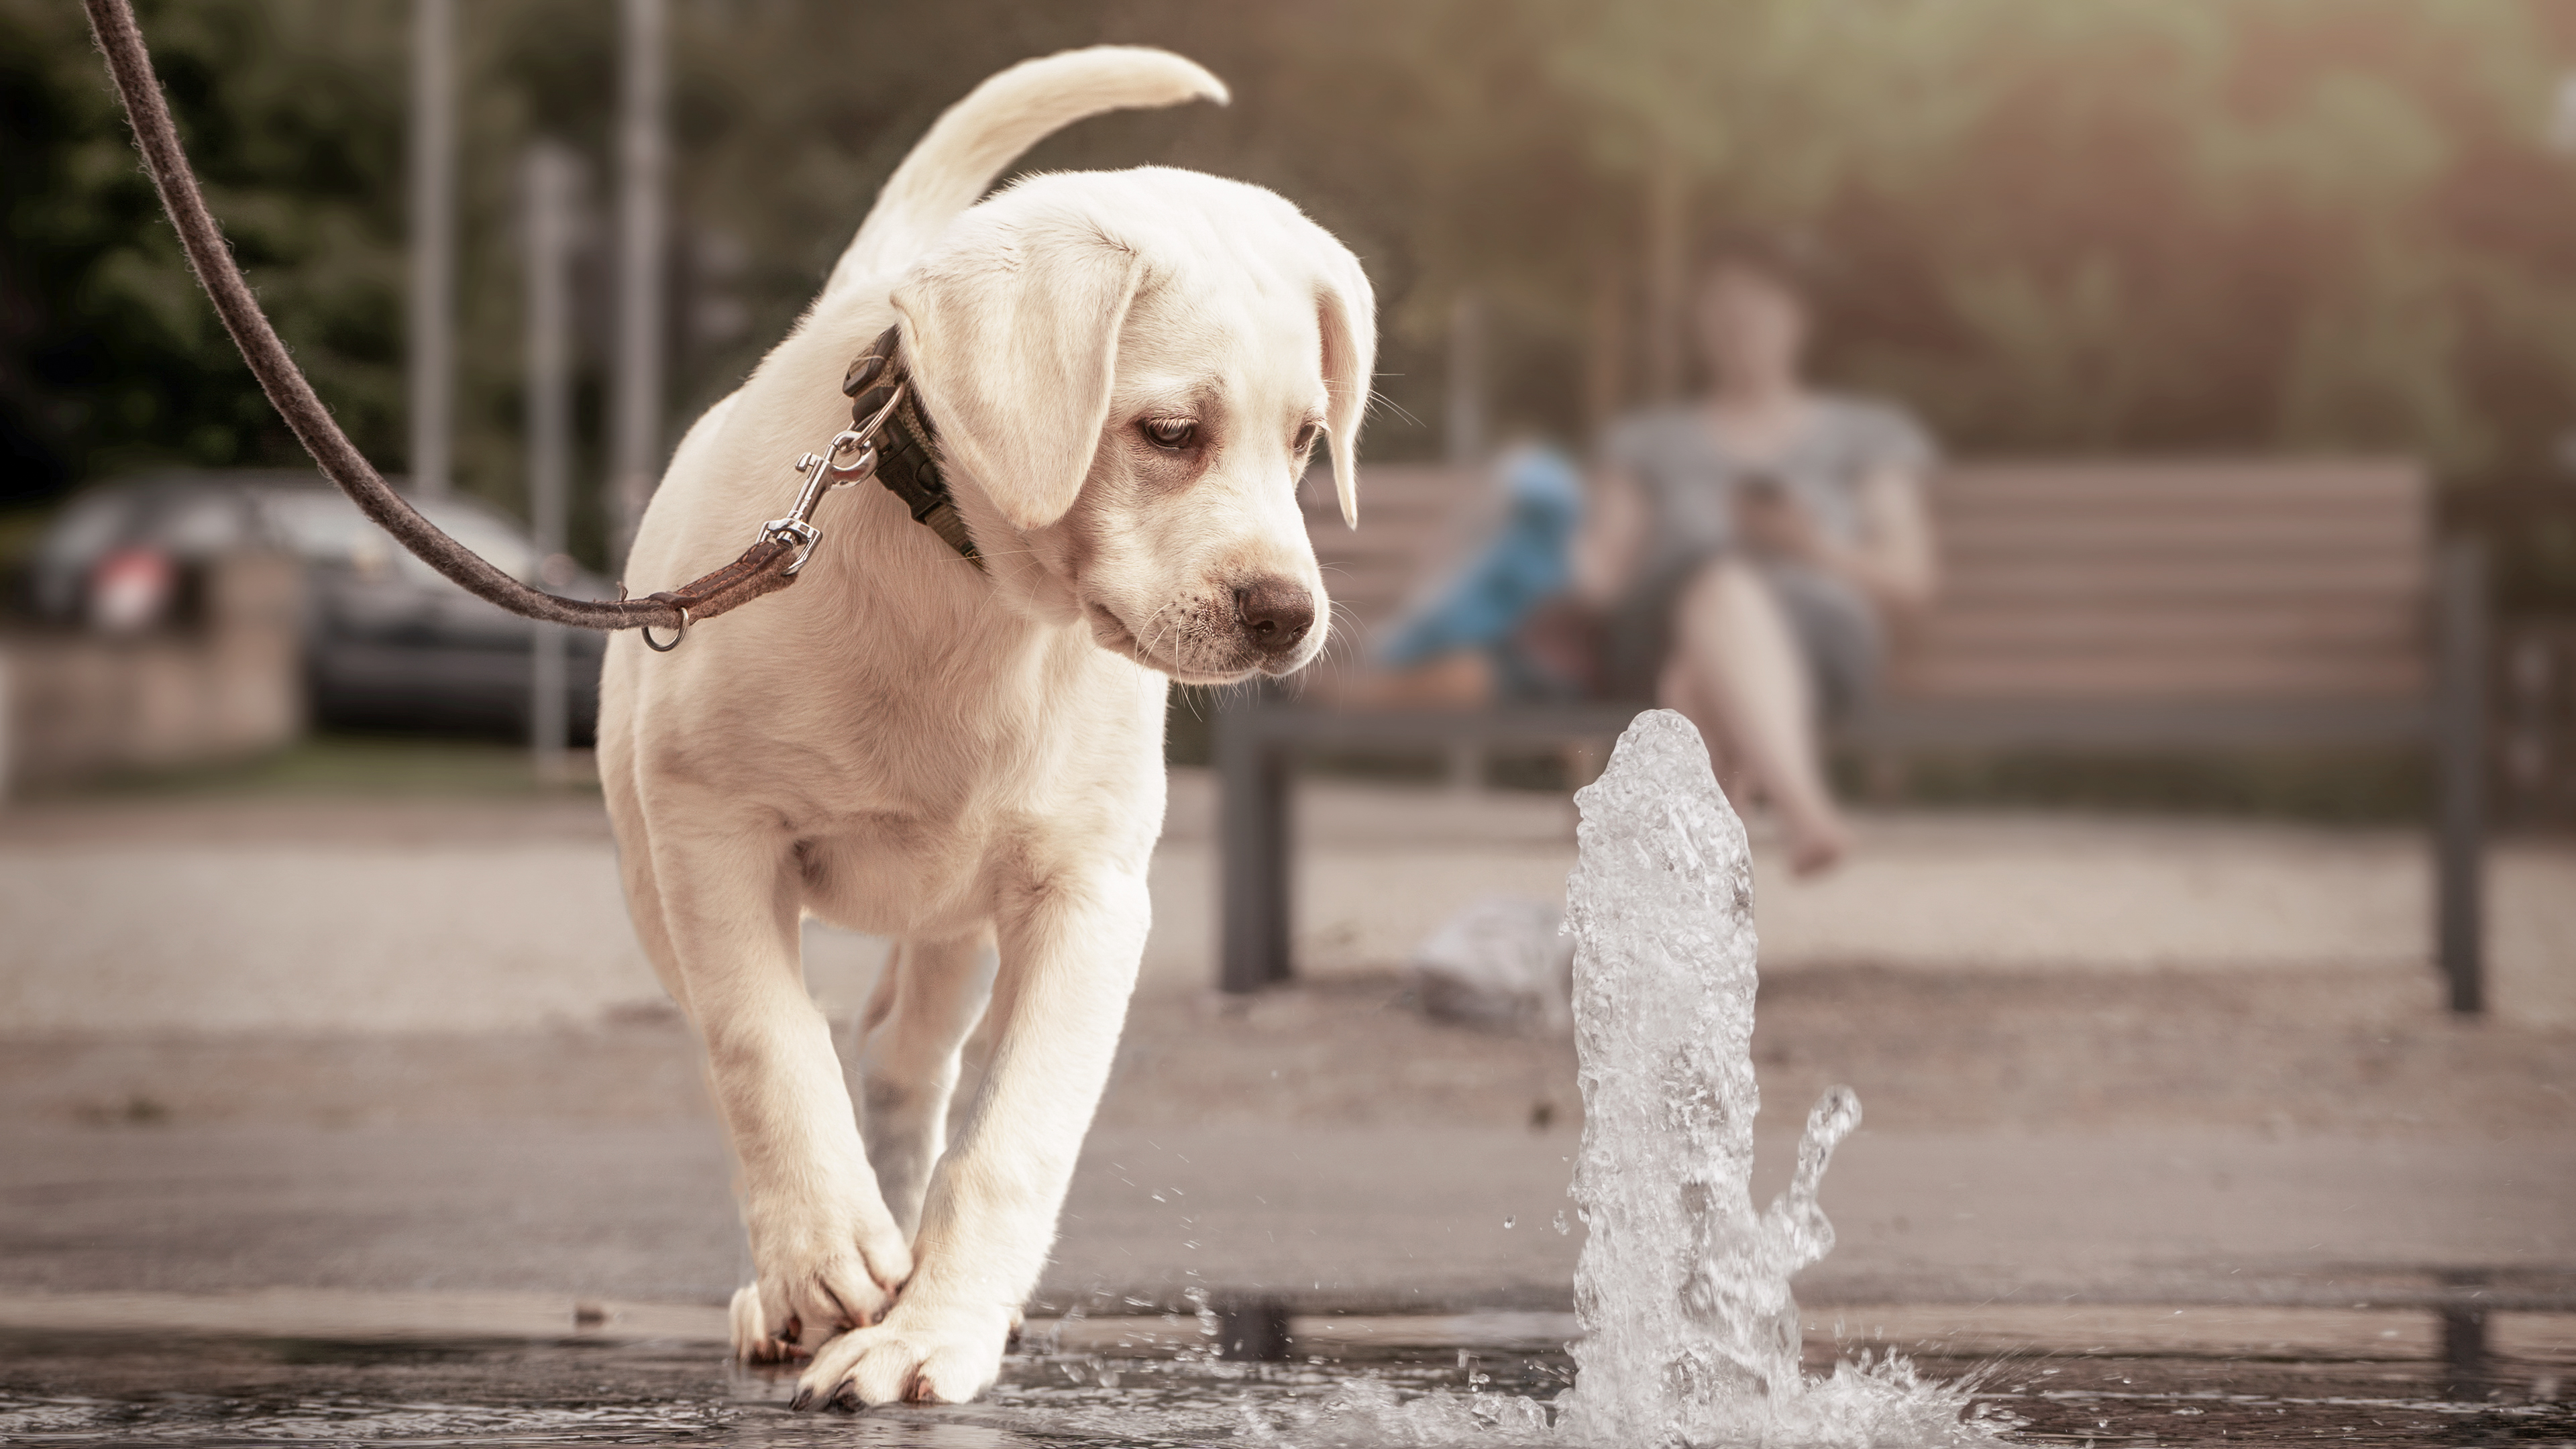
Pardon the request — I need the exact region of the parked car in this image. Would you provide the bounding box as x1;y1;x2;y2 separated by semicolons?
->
26;470;608;739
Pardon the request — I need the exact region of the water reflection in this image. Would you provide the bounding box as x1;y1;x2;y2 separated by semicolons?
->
0;1324;2567;1447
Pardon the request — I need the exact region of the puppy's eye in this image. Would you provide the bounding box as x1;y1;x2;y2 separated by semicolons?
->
1293;422;1320;453
1140;417;1197;450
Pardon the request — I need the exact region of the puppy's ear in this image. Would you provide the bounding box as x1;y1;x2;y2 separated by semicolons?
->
893;227;1146;531
1315;256;1377;529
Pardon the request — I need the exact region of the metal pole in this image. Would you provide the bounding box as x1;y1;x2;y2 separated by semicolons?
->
407;0;455;496
1643;136;1689;403
0;649;15;807
524;144;576;778
2434;537;2488;1014
608;0;668;566
1585;256;1626;438
1444;289;1488;791
1216;688;1294;993
1445;290;1485;468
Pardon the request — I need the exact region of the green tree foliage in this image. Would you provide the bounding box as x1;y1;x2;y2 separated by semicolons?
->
7;0;2576;579
1793;0;2576;476
0;0;405;501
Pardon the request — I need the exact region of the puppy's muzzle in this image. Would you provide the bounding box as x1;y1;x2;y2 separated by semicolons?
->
1232;576;1316;662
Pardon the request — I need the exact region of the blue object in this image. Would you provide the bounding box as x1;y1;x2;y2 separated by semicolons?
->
1377;445;1584;669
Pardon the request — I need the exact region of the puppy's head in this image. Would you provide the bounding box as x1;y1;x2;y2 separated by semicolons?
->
892;168;1373;684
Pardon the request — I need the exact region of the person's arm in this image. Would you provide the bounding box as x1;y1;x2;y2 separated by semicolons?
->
1835;465;1938;615
1737;464;1937;616
1572;466;1646;608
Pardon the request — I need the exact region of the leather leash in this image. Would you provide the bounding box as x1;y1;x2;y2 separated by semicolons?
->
82;0;965;649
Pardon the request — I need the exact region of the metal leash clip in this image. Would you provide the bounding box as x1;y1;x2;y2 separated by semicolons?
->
756;378;908;576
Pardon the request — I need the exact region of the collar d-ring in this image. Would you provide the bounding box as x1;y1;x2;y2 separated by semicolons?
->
640;599;692;652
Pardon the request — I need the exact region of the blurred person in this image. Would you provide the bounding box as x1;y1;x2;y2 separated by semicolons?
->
1575;246;1939;874
1332;441;1587;708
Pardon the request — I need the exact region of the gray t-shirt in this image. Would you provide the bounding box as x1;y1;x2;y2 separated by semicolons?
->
1594;394;1937;704
1601;394;1937;597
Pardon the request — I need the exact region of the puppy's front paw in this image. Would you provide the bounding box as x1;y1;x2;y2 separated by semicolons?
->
735;1195;914;1365
729;1282;803;1364
790;1301;1014;1409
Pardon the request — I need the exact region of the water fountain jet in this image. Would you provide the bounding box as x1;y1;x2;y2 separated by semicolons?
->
1270;710;1996;1447
1547;710;1989;1448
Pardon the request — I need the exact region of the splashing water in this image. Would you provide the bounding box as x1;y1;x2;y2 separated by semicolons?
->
1272;711;1999;1447
1550;710;1997;1447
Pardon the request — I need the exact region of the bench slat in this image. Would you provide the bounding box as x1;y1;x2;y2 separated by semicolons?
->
1938;459;2424;498
1936;557;2428;598
1894;655;2426;700
1940;519;2421;555
1846;696;2430;748
1917;604;2419;649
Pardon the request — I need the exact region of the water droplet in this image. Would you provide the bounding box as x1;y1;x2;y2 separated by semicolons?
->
1553;1210;1570;1235
1502;1215;1515;1229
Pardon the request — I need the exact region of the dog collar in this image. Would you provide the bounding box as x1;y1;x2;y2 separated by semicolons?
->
676;326;976;651
841;327;983;570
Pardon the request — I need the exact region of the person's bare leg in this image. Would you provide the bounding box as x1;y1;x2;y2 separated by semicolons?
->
1658;659;1752;804
1662;559;1849;874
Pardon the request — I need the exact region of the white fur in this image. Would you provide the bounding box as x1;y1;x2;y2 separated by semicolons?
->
597;47;1373;1409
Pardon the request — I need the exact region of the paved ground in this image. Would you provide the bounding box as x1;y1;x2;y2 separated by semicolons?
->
7;1114;2570;1316
7;771;2573;1030
0;776;2570;1337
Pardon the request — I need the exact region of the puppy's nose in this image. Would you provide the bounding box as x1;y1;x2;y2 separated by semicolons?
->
1232;577;1316;657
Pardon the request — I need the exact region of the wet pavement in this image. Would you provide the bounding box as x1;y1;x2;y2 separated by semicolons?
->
1;1309;2569;1446
7;1115;2571;1320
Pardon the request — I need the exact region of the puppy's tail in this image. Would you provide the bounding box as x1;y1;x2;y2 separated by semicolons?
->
823;46;1227;299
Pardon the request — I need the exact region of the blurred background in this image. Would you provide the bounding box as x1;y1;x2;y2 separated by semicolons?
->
0;0;2569;1395
7;2;2576;796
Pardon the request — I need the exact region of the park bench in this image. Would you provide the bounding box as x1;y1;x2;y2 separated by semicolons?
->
1212;458;2489;1011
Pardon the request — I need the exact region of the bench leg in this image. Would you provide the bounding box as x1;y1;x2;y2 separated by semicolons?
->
2434;538;2487;1015
1446;739;1480;793
1216;701;1293;994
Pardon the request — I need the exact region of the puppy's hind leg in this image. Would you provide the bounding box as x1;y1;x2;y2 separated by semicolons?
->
857;928;998;1241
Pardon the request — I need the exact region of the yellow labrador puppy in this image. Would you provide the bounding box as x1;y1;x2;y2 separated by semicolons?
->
598;46;1373;1409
